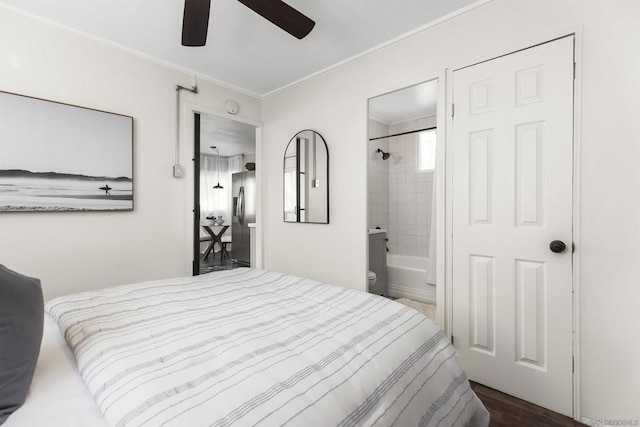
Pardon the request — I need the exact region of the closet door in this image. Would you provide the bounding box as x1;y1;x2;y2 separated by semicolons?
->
451;36;575;416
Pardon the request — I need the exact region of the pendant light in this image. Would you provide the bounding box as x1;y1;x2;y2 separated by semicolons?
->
211;146;223;189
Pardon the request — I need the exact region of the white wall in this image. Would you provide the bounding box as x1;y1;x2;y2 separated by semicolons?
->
261;0;640;422
0;7;261;299
262;70;370;288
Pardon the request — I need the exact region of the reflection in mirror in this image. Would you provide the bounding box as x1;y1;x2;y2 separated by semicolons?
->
284;130;329;223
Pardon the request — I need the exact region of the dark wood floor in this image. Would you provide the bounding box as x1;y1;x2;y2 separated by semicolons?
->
470;382;587;427
199;250;241;275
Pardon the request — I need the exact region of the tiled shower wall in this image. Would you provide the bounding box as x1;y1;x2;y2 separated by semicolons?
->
368;119;390;231
387;116;436;257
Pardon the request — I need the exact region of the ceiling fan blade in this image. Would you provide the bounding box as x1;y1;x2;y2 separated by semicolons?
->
237;0;315;39
182;0;211;46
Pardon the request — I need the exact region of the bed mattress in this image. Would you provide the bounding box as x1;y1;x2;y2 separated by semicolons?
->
12;268;489;426
4;314;107;427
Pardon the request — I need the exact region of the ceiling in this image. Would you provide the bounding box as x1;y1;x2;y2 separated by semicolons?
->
200;114;256;156
369;79;438;125
0;0;484;97
202;79;438;157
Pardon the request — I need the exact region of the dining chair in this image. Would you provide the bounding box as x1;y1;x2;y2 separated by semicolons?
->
220;235;232;261
200;229;213;258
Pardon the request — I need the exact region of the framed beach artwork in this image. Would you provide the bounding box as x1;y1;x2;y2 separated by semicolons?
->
0;91;133;212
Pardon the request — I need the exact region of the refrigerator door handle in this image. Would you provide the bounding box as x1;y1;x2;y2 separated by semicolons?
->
238;186;245;225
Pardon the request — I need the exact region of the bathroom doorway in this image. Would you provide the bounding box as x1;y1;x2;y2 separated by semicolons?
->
193;113;257;275
367;79;439;316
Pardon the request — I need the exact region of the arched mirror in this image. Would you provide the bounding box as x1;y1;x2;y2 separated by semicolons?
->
283;130;329;223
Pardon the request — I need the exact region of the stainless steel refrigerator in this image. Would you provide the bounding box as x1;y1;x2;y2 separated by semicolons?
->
231;171;255;266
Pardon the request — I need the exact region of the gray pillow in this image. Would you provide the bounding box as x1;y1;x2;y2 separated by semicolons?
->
0;265;44;425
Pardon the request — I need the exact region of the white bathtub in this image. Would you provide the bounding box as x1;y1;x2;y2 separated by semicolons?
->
387;254;436;303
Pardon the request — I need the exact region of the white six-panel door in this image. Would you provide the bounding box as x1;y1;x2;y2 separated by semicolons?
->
451;36;575;416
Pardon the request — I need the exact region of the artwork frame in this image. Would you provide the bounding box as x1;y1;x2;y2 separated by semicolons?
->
0;91;134;212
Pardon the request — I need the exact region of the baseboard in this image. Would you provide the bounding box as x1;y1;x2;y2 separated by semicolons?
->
388;283;436;305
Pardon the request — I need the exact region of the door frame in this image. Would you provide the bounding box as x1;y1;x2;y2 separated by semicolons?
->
193;112;201;275
181;102;264;273
440;28;583;420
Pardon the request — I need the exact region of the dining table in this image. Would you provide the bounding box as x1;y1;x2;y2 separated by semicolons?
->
201;224;230;260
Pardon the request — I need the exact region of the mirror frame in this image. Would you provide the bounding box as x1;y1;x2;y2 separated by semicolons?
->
283;129;329;224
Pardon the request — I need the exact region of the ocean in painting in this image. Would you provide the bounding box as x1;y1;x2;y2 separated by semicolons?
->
0;170;133;211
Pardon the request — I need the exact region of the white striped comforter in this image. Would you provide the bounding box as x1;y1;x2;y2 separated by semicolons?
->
46;268;489;427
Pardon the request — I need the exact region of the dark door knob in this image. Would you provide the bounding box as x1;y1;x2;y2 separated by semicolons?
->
549;240;567;253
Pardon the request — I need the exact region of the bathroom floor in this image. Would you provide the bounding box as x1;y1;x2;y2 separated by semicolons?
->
394;298;436;322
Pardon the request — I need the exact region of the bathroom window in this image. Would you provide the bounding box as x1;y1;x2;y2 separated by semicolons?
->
417;129;436;172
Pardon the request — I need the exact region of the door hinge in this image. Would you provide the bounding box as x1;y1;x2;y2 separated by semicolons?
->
450;335;454;346
573;62;576;79
572;356;575;373
451;104;455;118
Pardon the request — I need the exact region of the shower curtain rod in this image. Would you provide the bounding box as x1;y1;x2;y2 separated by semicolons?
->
368;126;436;142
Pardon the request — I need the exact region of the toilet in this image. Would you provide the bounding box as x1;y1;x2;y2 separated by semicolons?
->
368;229;387;296
367;271;377;291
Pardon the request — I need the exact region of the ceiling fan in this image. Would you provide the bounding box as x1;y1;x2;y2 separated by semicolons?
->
182;0;316;47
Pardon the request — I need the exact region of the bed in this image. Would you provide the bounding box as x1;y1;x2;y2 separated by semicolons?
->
7;268;489;426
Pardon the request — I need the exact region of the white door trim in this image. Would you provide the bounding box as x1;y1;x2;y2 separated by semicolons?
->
181;102;264;273
439;28;583;420
434;70;448;328
571;27;584;422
